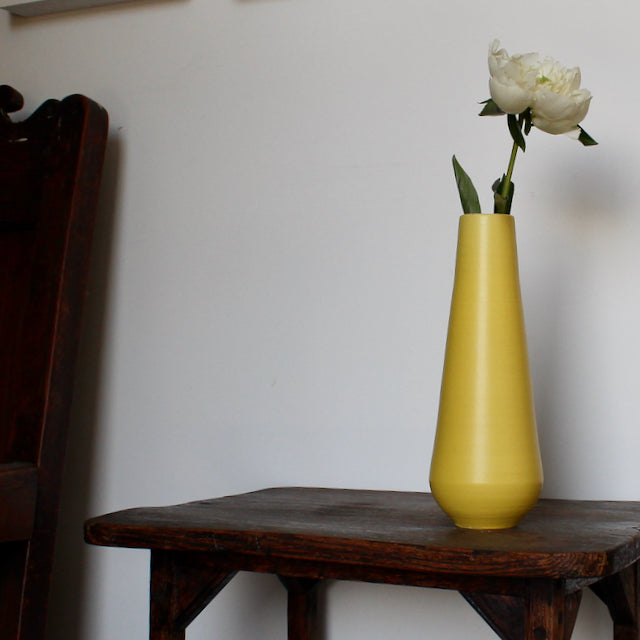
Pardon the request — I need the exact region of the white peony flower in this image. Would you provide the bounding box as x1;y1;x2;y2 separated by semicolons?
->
488;40;592;136
488;40;539;114
530;58;592;135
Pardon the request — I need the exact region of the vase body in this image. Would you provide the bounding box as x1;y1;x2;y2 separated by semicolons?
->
429;214;542;529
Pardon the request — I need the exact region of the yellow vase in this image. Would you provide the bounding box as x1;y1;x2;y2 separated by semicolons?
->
429;214;543;529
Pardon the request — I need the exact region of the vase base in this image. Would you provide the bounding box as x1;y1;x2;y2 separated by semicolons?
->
451;516;520;530
430;478;542;531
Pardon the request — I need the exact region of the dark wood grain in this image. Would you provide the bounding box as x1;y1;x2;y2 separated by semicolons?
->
591;562;639;640
278;577;321;640
85;489;640;639
462;592;526;640
0;86;108;640
149;550;236;640
86;487;640;579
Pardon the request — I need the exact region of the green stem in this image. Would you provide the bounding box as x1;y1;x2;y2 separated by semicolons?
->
502;140;519;200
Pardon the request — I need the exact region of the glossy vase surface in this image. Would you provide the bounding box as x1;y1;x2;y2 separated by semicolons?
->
430;214;542;529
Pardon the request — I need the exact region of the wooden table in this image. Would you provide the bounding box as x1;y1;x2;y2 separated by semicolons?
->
84;487;640;640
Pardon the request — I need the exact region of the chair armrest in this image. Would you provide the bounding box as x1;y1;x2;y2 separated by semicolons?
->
0;462;38;542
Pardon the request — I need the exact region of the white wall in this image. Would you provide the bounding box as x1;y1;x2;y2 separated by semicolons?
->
1;0;638;638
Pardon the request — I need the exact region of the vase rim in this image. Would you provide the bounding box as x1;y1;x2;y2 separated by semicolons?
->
460;213;511;217
459;213;515;224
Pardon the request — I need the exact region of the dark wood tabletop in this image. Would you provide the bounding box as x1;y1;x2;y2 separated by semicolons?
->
85;487;640;578
85;487;640;640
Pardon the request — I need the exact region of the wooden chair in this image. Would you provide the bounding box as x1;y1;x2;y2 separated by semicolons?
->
0;85;108;640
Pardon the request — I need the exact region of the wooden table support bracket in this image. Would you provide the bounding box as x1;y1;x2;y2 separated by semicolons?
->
148;552;324;640
146;564;640;640
463;581;583;640
149;550;236;640
590;562;639;640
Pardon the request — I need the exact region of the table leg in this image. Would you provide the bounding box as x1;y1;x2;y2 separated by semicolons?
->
591;562;639;640
149;550;236;640
278;576;321;640
462;592;525;640
463;583;580;640
526;581;581;640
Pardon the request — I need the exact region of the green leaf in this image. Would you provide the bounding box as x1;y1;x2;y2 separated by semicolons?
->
452;155;481;214
508;113;526;152
492;175;515;215
577;126;598;146
479;98;504;116
522;108;532;135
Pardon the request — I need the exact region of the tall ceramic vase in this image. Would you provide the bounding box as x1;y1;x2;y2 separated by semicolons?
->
429;213;543;529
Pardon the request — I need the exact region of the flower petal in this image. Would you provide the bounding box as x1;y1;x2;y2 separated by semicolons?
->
532;88;591;134
489;78;532;114
488;42;538;114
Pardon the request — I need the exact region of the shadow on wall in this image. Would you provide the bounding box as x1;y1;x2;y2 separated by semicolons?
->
6;0;189;24
530;145;632;493
45;132;122;640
